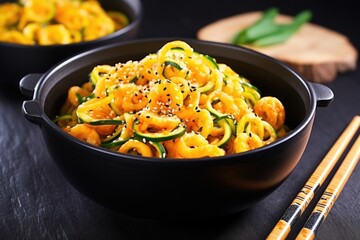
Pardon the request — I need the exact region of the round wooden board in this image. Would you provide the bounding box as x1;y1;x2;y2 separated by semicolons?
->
197;12;358;83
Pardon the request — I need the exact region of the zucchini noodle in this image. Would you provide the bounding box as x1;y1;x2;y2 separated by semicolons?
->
54;40;289;158
0;0;129;45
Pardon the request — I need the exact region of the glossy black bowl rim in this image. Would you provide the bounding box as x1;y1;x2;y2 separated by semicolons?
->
0;0;142;49
30;37;317;165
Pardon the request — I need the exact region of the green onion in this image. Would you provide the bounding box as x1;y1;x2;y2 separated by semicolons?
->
88;119;126;125
232;8;280;45
231;8;312;47
252;10;312;46
52;115;72;123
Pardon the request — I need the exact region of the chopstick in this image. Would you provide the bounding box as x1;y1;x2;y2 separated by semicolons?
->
266;115;360;240
295;134;360;240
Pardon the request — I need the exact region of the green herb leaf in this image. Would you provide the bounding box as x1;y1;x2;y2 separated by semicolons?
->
231;8;280;45
252;10;312;46
231;8;312;47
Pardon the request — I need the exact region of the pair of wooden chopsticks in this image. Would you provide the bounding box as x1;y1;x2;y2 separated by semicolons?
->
266;115;360;240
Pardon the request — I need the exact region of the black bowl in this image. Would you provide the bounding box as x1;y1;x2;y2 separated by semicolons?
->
0;0;142;88
20;38;333;222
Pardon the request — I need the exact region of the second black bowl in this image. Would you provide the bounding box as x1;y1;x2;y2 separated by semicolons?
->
0;0;142;88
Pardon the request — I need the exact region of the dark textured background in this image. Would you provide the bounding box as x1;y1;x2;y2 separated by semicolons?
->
1;0;359;239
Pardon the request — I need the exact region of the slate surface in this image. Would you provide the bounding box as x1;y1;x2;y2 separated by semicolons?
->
1;0;359;239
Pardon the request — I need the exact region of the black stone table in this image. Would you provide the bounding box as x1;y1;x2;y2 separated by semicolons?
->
1;1;359;239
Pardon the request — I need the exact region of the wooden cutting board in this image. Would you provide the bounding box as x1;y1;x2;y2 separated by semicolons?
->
197;12;358;83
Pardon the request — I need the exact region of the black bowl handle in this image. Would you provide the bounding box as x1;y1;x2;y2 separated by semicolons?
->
19;73;42;98
22;100;44;126
310;82;334;107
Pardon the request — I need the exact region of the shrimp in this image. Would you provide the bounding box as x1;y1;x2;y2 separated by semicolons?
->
118;139;153;157
0;3;21;27
234;132;263;153
111;84;148;114
85;104;117;136
67;86;92;107
65;124;101;146
55;2;88;31
206;91;241;120
175;132;225;158
137;110;181;132
254;96;285;130
37;24;72;45
184;109;213;138
0;30;34;45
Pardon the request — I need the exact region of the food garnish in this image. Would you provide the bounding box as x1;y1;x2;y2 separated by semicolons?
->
231;8;312;47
